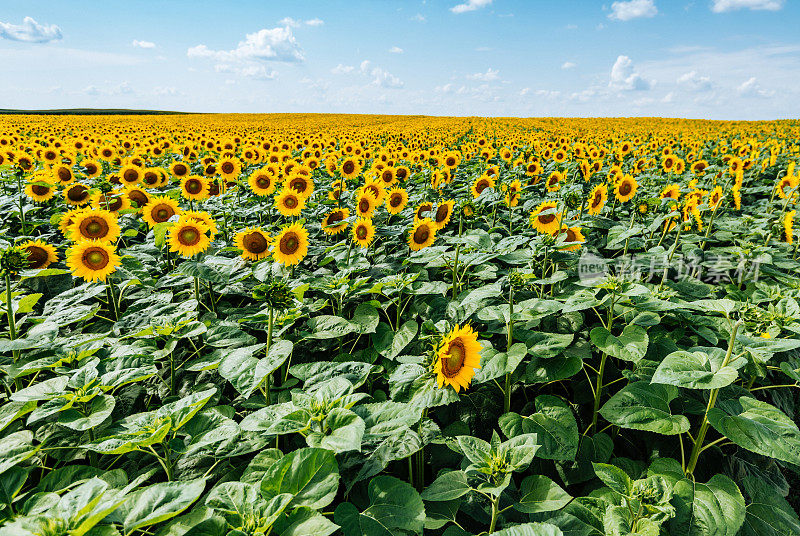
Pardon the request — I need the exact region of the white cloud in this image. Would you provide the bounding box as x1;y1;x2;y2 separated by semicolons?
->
435;83;454;93
331;64;354;74
154;86;180;96
661;92;674;103
0;16;62;43
561;61;577;70
389;46;404;54
279;17;325;27
132;40;156;49
188;27;303;64
305;18;324;26
360;60;403;88
711;0;783;12
609;55;653;90
737;77;774;97
215;64;277;80
608;0;658;21
677;70;712;91
450;0;492;14
467;68;499;81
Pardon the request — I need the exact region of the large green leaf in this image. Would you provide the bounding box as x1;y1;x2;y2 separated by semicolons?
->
740;476;800;536
335;476;425;536
420;471;470;502
515;475;572;514
499;395;578;460
590;325;648;363
492;523;564;536
123;478;206;533
261;447;340;510
0;431;39;474
670;474;745;536
600;381;690;435
305;408;365;453
651;349;738;389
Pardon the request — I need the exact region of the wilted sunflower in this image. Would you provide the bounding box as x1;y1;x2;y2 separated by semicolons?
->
434;324;482;393
434;199;455;229
67;240;121;282
408;219;436;251
69;209;121;244
248;169;277;196
272;222;309;266
236;227;271;261
660;184;681;200
322;207;350;235
168;218;211;257
529;201;561;234
588;183;608;215
385;187;408;215
119;165;141;186
355;191;378;218
143;195;181;228
20;239;58;269
352;217;376;248
180;175;210;201
553;226;585;252
615;175;637;203
169;161;190;179
275;187;306;217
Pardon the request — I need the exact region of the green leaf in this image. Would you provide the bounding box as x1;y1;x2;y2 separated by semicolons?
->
261;447;340;510
376;320;418;359
57;394;115;431
305;408;365;453
335;476;425;536
499;396;578;460
651;349;738;389
740;476;800;536
420;471;470;501
525;332;574;359
0;431;39;474
352;303;379;334
708;396;800;465
274;506;339;536
492;523;564;536
515;475;572;514
590;325;648;363
592;463;632;496
123;478;206;533
307;315;359;339
600;381;690;435
671;474;745;536
473;343;527;383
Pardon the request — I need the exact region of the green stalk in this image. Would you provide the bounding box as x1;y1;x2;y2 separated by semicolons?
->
685;319;742;476
488;496;500;533
503;285;514;414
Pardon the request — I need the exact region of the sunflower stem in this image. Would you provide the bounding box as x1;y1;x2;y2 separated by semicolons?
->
105;279;119;321
193;276;201;314
503;285;514;414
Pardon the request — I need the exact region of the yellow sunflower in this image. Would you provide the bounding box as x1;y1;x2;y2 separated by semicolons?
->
340;157;361;178
660;184;681;200
81;159;102;178
352;218;376;248
553;226;585;252
434;200;455;230
287;174;315;198
168;218;211;257
119;165;141;186
504;179;522;207
471;174;496;198
67;240;121;283
275;188;306;217
530;202;561;234
123;186;150;212
63;182;91;206
408;219;436;251
235;227;271;261
218;158;242;181
355;192;378;218
272;222;309;266
180;175;210;201
90;191;130;213
587;183;607;215
25;176;55;202
248;169;277;196
615;175;638;203
181;210;219;238
434;324;482;393
20;239;58;269
169;161;191;179
322;208;350;235
385;187;408;215
69;209;121;244
415;202;433;221
52;164;75;186
143;195;181;228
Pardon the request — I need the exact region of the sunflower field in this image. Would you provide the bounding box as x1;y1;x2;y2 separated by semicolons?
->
1;113;800;536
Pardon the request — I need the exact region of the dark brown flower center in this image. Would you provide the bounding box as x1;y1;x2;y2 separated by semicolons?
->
243;232;268;254
619;182;632;196
359;198;371;213
186;179;202;194
57;167;72;182
80;216;110;239
123;169;139;183
152;204;175;222
539;213;556;224
67;185;88;202
436;205;449;223
83;247;109;269
343;161;355;174
442;340;466;377
280;232;299;254
256;176;270;189
178;226;201;246
413;225;430;244
284;196;298;209
173;163;188;176
356;225;368;239
128;190;148;208
143;171;158;185
26;246;48;268
32;184;51;196
221;162;234;174
390;194;403;207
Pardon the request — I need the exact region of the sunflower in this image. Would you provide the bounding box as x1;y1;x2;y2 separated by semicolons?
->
340;157;361;178
352;218;376;248
504;179;522;207
69;209;121;244
355;191;378;218
546;171;563;192
415;202;433;221
119;165;141;186
322;208;350;235
275;187;306;217
660;184;681;200
67;240;121;283
529;201;561;234
361;180;386;204
385;187;408;215
141;168;163;188
287;174;315;198
587;183;607;215
691;160;708;175
63;182;91;206
20;239;58;269
434;199;455;229
378;167;397;187
408;219;436;251
168;218;211;258
25;176;55;202
784;210;795;245
81;159;102;178
180;175;210;201
143;195;181;228
272;222;309;266
218;158;241;181
91;191;130;213
471;174;495;198
182;210;219;238
328;179;346;201
235;227;271;261
169;161;190;179
615;175;637;203
708;186;724;208
553;226;585;252
123;186;150;212
58;208;84;237
248;169;277;196
52;164;75;186
434;324;482;393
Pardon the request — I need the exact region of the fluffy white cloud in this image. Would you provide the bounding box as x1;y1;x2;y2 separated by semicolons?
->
132;40;156;49
0;16;62;43
737;77;774;97
677;70;712;91
389;46;404;54
520;87;530;96
450;0;492;14
467;68;499;81
608;0;658;21
305;18;324;26
360;61;403;88
711;0;783;12
188;27;303;64
609;55;652;90
561;62;576;70
331;64;354;74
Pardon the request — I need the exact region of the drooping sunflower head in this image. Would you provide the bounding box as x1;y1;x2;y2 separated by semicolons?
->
275;187;306;217
385;187;408;215
546;171;563;192
168;218;211;258
69;209;121;244
235;227;271;261
587;183;608;215
530;201;561;234
415;202;433;221
322;207;350;235
272;222;309;266
434;324;482;393
143;195;181;228
20;240;58;269
408;219;436;251
67;240;121;283
123;186;150;213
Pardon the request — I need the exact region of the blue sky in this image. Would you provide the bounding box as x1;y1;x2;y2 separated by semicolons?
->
0;0;798;119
